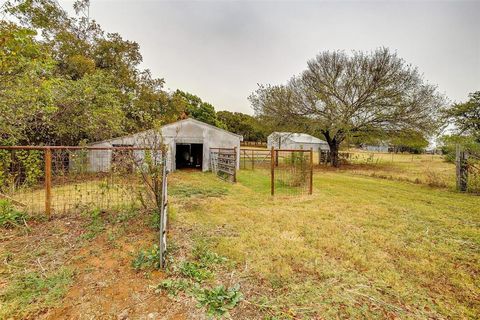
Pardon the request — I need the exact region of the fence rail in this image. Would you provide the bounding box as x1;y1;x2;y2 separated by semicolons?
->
240;148;313;196
240;141;267;147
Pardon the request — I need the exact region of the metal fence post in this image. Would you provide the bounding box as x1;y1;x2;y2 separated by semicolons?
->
309;148;313;195
270;147;275;196
44;148;52;217
159;156;168;269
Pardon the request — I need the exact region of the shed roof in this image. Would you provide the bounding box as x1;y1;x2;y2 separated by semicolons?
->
91;118;243;145
270;132;327;145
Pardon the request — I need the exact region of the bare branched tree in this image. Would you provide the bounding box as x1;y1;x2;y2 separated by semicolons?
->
132;128;167;214
250;47;446;166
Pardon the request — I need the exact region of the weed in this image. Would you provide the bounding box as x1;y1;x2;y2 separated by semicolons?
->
148;209;161;229
132;244;161;270
110;205;138;224
155;278;191;297
425;169;448;188
81;208;104;240
178;261;212;282
0;199;28;228
194;284;243;318
192;241;228;266
0;268;73;318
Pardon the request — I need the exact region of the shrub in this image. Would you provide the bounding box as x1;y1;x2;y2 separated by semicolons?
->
424;170;448;188
195;284;243;317
0;200;28;228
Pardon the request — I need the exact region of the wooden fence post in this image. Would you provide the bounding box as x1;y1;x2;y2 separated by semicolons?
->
252;149;254;170
309;148;313;195
456;145;468;192
233;147;237;183
270;147;274;196
45;148;52;217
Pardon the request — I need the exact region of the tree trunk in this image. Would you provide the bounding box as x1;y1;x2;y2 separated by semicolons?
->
322;131;342;167
329;141;340;167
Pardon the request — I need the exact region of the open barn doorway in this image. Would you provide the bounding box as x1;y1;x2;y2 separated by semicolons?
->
175;143;203;170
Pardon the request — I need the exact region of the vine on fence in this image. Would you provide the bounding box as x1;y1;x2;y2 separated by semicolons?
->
0;150;43;192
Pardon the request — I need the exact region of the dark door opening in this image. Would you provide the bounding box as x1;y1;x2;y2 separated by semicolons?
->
175;143;203;170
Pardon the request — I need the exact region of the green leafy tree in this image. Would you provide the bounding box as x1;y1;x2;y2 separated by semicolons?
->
217;111;267;141
52;71;125;145
172;90;226;128
3;0;170;144
0;21;56;145
446;91;480;142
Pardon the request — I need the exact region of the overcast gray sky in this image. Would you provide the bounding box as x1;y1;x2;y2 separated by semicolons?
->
59;0;480;114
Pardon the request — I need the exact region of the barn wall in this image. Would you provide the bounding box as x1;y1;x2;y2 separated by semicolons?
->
88;119;242;172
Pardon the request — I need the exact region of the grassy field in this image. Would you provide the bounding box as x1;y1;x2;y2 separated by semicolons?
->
341;151;457;189
169;170;480;318
1;168;479;319
240;147;458;190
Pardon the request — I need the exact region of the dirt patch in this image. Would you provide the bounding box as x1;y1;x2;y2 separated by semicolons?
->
43;238;186;320
1;212;195;320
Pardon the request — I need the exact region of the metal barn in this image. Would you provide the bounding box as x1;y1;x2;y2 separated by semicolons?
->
267;132;330;151
87;118;243;172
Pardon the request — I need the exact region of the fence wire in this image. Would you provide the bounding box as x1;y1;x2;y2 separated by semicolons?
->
273;149;312;196
240;148;313;196
0;147;163;215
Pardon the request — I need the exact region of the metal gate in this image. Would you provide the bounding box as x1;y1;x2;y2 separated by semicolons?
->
210;147;237;182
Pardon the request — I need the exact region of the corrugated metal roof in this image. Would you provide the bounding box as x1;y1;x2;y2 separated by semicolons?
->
90;118;243;145
270;132;328;144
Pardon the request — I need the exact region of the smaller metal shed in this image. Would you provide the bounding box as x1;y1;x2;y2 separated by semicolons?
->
267;132;330;151
87;118;243;172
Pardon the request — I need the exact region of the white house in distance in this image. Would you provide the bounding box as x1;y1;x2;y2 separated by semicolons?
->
361;143;390;153
267;132;330;151
87;118;243;172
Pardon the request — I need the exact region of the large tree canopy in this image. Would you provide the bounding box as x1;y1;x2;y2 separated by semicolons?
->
249;48;446;166
1;0;229;146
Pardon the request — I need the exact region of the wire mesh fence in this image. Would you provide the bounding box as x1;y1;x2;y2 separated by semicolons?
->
316;149;454;186
0;146;164;215
240;148;272;170
272;149;313;196
240;148;313;196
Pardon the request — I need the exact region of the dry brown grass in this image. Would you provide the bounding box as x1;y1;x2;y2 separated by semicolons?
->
168;170;480;319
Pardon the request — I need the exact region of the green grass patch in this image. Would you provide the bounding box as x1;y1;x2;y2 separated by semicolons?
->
0;199;29;228
0;267;74;318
